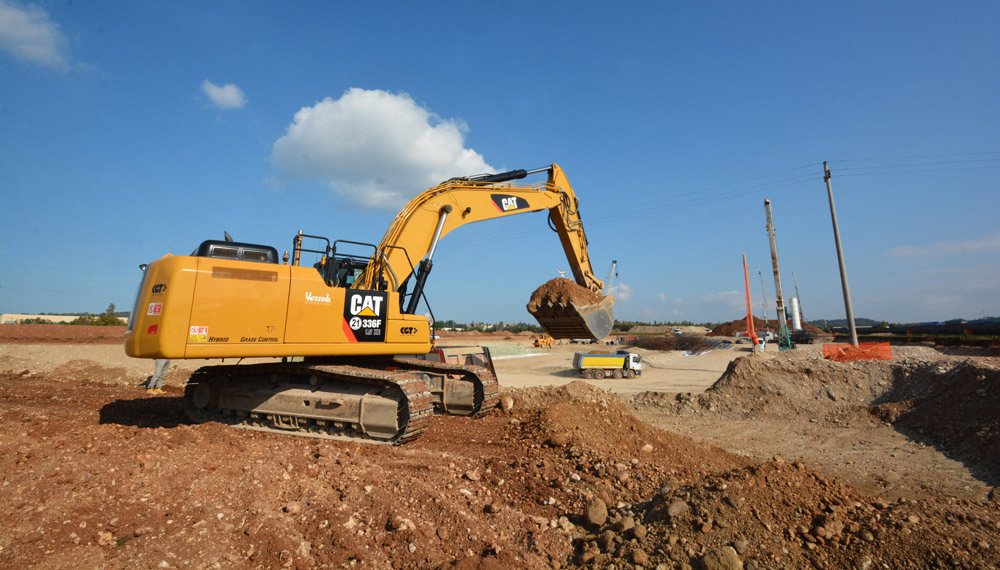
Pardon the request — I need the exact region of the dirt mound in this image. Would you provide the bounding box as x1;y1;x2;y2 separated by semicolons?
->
632;355;894;421
3;355;1000;569
629;334;711;353
712;356;1000;479
510;382;747;483
708;317;825;337
871;359;1000;477
526;278;605;311
508;385;1000;569
632;351;1000;493
709;355;895;418
0;324;127;344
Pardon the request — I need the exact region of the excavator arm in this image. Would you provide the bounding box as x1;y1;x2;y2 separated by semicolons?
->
355;164;612;338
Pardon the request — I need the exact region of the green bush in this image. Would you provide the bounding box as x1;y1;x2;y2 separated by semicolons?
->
69;304;123;326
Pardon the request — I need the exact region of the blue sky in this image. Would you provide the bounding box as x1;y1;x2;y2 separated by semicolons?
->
1;1;998;325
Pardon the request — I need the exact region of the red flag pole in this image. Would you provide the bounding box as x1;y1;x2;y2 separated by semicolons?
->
743;255;760;356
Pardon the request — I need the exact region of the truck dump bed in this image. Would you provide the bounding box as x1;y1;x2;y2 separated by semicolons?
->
572;353;628;369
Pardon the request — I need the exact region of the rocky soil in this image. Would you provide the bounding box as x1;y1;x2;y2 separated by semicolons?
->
526;278;607;311
1;326;999;569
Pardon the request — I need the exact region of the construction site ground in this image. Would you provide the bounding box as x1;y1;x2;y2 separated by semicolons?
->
1;325;998;569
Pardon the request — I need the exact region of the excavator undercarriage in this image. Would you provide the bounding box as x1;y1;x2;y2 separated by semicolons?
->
183;354;498;444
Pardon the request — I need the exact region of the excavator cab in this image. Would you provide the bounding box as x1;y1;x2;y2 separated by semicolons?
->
193;240;280;264
330;260;366;288
291;233;381;289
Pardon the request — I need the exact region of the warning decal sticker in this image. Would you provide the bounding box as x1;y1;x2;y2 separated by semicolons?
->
189;326;208;343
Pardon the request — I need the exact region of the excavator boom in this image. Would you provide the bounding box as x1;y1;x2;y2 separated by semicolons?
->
355;164;612;339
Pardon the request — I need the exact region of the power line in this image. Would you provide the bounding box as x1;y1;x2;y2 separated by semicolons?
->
840;157;1000;172
838;164;1000;177
830;151;1000;163
445;169;825;250
448;151;998;250
440;153;997;251
592;162;819;218
590;174;816;226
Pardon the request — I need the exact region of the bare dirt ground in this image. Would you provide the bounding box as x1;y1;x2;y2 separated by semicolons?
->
1;325;999;569
461;338;746;395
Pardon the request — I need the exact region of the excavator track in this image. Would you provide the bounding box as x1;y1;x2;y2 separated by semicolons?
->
183;363;434;444
392;357;499;417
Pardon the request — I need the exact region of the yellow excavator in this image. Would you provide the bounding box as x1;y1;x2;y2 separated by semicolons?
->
125;164;613;444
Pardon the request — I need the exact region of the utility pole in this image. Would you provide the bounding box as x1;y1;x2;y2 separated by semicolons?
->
824;162;858;346
764;199;790;348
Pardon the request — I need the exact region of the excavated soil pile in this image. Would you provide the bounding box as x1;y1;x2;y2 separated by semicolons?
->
526;278;606;312
708;317;825;337
3;342;1000;569
629;335;711;353
872;359;1000;477
633;353;1000;488
0;324;126;344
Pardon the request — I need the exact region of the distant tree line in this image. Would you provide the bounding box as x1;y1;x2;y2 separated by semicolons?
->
810;316;998;330
613;319;718;331
18;304;125;326
435;319;546;333
433;318;719;333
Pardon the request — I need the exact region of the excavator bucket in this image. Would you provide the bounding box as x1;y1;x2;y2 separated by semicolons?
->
530;295;614;340
526;278;615;340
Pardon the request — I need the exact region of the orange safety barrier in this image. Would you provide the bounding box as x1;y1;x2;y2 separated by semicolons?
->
823;342;892;362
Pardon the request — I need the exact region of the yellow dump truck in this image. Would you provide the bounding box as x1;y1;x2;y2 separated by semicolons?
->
572;351;642;379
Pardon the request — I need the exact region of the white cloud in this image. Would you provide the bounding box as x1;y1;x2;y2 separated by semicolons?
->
0;0;69;71
887;230;1000;257
607;282;633;301
270;88;494;210
201;80;247;110
261;176;284;192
